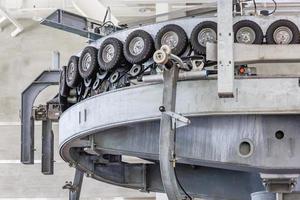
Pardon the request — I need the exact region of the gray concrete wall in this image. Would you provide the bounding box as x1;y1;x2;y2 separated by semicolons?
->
0;20;154;199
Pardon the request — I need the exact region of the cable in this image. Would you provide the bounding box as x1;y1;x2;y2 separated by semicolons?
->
253;0;257;14
174;168;192;200
269;0;277;15
260;0;277;16
173;123;192;200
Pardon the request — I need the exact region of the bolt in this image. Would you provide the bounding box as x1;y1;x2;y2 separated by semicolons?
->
159;106;166;112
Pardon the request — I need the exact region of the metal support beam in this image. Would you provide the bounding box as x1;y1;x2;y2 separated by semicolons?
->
159;64;184;200
63;168;84;200
21;71;60;164
217;0;234;98
156;3;170;22
207;43;300;64
0;6;24;37
52;51;60;70
41;119;54;175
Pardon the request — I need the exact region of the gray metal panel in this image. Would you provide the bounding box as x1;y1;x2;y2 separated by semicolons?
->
89;115;300;171
59;78;300;148
207;43;300;64
59;78;300;171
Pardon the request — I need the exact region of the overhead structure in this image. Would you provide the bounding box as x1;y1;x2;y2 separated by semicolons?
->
0;5;23;37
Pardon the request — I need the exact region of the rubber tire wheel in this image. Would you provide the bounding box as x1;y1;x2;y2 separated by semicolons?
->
66;56;81;88
98;37;125;71
233;20;264;44
266;19;300;44
124;30;155;64
79;46;99;79
59;66;70;97
155;24;188;56
191;21;217;55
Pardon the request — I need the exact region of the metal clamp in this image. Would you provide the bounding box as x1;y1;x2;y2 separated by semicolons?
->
160;106;191;129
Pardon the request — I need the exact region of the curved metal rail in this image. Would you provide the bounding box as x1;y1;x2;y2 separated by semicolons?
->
59;77;300;199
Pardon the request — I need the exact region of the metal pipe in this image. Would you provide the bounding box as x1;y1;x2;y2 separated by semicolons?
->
143;70;208;83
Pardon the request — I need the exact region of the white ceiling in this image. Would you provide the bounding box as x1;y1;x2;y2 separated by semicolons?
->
0;0;217;23
2;0;300;37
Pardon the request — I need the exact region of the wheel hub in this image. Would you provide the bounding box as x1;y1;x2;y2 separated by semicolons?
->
102;44;115;63
129;37;145;56
273;26;293;44
161;31;179;49
236;27;256;44
198;28;217;47
82;53;92;71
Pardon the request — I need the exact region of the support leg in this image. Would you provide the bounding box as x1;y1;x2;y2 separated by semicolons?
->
70;169;84;200
63;168;84;200
159;65;184;200
41;119;54;175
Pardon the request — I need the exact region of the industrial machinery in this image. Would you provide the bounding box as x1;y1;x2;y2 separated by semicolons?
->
20;1;300;200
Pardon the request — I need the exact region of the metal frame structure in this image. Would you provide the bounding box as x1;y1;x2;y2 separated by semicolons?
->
21;71;59;165
20;1;300;200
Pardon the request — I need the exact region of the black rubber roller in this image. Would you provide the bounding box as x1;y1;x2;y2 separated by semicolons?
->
266;19;300;44
233;20;264;44
155;24;188;56
79;46;99;79
59;66;70;97
124;30;155;64
191;21;217;55
66;56;81;88
98;37;126;71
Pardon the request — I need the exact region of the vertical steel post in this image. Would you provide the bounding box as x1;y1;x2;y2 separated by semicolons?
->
52;51;60;70
159;65;184;200
70;169;84;200
41;119;54;175
217;0;234;98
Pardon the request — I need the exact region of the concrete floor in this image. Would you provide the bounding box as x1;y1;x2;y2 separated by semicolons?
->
0;20;155;199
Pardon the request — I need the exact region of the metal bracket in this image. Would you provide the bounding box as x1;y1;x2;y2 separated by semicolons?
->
21;70;59;164
41;9;122;40
164;111;191;129
261;174;299;193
